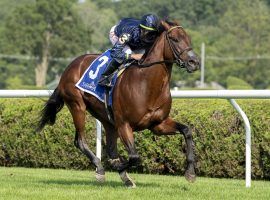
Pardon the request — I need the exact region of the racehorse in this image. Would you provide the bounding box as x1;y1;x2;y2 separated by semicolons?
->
37;20;200;188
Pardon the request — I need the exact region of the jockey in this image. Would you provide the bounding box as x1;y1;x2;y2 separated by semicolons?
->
98;14;160;87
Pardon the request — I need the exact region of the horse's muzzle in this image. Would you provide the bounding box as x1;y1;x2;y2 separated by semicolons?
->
186;50;200;73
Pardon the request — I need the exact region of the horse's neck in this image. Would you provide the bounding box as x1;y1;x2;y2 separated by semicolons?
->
125;33;172;101
141;32;173;81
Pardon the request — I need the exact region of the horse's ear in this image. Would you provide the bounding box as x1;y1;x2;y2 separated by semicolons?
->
160;20;170;31
173;20;180;26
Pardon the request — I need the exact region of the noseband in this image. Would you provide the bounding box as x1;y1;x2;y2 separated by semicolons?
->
138;26;193;68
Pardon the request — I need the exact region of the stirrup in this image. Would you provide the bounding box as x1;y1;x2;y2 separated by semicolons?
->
100;82;113;88
98;77;113;88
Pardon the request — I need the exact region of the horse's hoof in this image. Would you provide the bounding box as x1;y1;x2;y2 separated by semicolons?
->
125;180;136;188
184;171;196;183
119;171;136;188
95;173;105;183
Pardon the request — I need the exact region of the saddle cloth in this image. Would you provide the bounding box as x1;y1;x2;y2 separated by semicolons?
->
75;49;119;105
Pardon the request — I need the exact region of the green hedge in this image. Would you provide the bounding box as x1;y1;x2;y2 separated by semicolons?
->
226;76;253;89
0;98;270;179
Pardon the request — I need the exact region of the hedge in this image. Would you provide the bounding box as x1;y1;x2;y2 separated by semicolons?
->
0;98;270;179
226;76;253;89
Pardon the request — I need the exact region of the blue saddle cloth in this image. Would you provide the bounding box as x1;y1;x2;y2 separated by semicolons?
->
75;50;118;105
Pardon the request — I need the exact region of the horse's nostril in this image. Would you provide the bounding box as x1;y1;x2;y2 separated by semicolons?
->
187;58;200;71
190;57;200;65
188;59;196;66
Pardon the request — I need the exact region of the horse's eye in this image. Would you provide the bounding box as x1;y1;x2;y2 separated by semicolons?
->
170;37;179;42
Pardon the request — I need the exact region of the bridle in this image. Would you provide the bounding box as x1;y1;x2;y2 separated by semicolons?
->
138;25;193;68
166;26;193;67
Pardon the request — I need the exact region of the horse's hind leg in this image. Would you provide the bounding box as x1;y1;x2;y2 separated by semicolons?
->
150;117;196;183
67;100;105;182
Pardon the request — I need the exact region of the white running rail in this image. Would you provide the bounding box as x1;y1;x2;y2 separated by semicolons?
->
1;89;270;188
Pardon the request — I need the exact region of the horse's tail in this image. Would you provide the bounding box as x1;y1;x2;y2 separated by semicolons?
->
36;87;64;132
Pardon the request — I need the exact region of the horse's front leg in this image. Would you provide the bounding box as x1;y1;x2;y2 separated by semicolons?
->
104;123;136;188
116;122;139;188
150;117;196;182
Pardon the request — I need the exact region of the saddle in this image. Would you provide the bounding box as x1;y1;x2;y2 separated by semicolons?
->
75;49;134;125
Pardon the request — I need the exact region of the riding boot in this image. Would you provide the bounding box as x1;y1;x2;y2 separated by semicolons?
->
98;59;120;87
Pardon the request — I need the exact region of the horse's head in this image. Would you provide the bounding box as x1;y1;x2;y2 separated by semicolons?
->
161;20;200;73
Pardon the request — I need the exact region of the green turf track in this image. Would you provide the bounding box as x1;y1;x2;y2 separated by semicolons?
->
0;167;269;200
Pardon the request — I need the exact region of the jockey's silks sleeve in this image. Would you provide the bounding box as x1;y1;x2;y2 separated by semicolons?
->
110;33;131;63
111;18;146;63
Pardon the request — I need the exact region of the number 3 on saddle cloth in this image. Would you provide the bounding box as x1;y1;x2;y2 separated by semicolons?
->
75;50;126;120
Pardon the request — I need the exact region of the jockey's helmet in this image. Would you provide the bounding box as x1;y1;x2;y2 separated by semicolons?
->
140;14;159;43
140;14;159;31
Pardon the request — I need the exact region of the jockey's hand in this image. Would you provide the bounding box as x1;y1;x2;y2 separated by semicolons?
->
131;54;143;60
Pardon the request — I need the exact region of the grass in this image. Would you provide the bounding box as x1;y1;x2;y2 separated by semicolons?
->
0;167;270;200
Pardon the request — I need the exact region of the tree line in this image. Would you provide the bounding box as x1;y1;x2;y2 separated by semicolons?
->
0;0;269;89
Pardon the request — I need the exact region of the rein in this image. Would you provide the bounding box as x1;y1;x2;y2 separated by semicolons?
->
138;26;192;68
137;60;176;68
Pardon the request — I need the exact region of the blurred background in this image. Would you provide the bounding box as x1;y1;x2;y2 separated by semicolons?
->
0;0;269;90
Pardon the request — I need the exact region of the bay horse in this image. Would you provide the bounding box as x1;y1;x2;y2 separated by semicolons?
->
37;20;200;188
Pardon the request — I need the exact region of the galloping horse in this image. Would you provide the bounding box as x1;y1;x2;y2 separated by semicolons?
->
37;20;200;188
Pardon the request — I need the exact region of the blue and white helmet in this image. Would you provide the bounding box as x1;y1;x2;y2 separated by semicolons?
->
140;14;159;31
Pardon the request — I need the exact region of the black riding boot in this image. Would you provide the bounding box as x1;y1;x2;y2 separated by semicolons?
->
98;59;120;87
